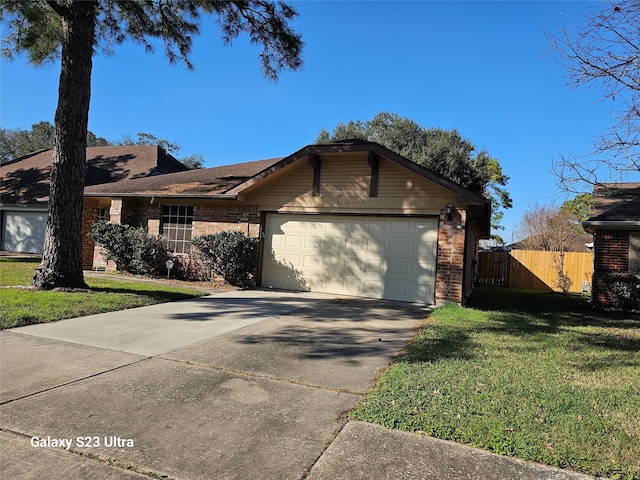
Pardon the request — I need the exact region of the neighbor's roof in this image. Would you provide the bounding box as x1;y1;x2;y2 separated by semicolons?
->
583;182;640;230
1;145;189;204
509;234;592;252
84;157;283;197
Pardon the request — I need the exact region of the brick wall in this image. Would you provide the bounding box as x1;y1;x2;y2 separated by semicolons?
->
81;199;100;270
122;200;159;229
435;208;466;304
463;216;480;303
592;229;630;307
192;204;260;238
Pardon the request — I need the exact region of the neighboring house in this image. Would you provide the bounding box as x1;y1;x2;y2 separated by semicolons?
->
583;182;640;308
0;145;189;254
84;139;491;305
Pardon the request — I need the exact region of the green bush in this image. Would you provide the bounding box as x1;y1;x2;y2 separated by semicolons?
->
191;231;259;286
90;221;173;276
601;272;640;311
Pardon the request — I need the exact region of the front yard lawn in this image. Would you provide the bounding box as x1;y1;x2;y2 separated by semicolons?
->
351;287;640;480
0;258;207;329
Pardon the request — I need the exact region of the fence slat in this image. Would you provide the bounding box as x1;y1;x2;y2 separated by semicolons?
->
478;250;592;293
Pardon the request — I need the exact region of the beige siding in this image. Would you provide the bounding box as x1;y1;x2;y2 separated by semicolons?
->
244;153;457;215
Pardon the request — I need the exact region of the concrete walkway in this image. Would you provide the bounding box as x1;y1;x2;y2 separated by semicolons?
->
0;290;598;479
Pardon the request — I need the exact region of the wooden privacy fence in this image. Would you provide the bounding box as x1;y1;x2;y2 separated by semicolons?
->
477;250;593;293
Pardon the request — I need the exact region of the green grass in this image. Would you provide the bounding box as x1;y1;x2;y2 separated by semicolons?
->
0;258;206;329
351;288;640;479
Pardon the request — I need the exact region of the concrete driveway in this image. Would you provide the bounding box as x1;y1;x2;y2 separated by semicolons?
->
0;290;428;479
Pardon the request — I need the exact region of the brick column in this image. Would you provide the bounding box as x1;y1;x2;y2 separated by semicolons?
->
81;199;99;270
435;208;466;305
592;230;630;308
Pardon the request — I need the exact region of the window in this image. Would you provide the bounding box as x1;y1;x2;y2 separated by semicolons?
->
161;205;194;254
97;208;107;221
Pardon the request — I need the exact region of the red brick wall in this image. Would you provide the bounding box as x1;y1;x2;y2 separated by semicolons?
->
81;199;99;270
463;217;480;303
592;229;630;307
192;204;260;238
435;208;466;304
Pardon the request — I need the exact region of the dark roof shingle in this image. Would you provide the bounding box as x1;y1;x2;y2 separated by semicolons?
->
84;158;283;197
588;182;640;222
1;145;189;204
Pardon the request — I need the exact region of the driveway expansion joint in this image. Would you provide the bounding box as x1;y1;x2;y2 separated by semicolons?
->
1;428;174;480
0;357;151;406
155;354;368;396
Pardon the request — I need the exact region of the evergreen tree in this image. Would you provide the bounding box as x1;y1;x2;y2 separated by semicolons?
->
1;1;303;288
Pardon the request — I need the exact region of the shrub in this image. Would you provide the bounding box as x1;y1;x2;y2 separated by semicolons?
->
191;231;259;286
601;272;640;311
90;221;173;276
172;255;211;282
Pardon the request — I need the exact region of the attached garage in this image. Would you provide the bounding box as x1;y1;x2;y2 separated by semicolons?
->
84;139;492;305
262;213;438;303
1;210;47;253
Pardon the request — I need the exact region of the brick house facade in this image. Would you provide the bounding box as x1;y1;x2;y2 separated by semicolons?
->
84;140;490;305
584;183;640;309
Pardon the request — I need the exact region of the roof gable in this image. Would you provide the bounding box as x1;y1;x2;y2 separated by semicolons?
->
227;140;489;206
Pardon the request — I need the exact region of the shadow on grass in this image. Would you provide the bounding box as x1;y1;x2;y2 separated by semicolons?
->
395;287;639;371
464;287;640;372
0;257;41;263
468;287;640;330
89;285;200;302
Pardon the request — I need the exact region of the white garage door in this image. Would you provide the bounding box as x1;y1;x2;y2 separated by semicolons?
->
262;214;438;303
1;211;47;253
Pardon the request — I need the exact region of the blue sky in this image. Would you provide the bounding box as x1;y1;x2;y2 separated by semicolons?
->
1;1;628;242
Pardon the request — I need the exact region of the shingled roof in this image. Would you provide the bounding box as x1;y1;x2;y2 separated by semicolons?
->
1;145;189;204
584;182;640;230
84;157;283;197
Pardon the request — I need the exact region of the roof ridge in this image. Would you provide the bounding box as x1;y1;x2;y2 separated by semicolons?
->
2;148;52;166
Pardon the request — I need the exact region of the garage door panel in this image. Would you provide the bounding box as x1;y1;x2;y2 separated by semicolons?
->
2;211;47;253
304;236;323;248
283;253;302;267
341;276;364;293
345;238;366;251
387;282;409;298
387;261;410;276
365;259;386;275
363;280;384;297
389;239;413;256
285;235;302;247
262;214;437;304
302;255;322;268
391;220;411;234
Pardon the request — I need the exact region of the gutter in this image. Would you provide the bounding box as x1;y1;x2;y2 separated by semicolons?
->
83;193;238;200
583;220;640;233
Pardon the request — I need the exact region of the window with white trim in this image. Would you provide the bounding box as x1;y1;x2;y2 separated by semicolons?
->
161;205;194;254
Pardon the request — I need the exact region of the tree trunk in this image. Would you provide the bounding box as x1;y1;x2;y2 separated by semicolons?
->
32;2;97;289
